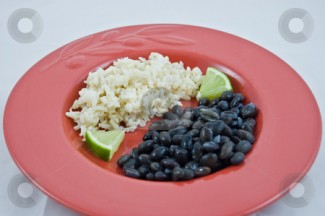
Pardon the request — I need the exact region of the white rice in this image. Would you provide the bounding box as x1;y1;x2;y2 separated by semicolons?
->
66;52;202;137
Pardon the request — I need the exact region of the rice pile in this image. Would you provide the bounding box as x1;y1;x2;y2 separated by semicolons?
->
66;52;202;137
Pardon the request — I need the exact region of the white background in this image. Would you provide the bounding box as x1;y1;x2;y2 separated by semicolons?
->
1;0;324;215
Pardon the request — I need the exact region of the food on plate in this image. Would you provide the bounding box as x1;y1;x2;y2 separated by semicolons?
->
118;90;258;181
197;67;233;100
85;130;125;161
66;52;202;138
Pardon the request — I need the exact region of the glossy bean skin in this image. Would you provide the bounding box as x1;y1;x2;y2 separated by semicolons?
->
163;111;179;120
236;130;255;143
172;105;183;117
180;134;193;150
199;153;218;169
230;93;244;108
117;154;130;167
220;91;235;101
202;141;220;153
138;140;154;154
150;146;169;161
138;154;151;164
200;109;220;122
241;103;257;119
235;140;252;154
200;127;213;143
159;131;172;146
230;152;245;165
124;168;141;179
219;141;235;160
195;167;211;177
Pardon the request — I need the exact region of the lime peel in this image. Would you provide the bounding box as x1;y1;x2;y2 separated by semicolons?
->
85;130;125;161
197;67;233;100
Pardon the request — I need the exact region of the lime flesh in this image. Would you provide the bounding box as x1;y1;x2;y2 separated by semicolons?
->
85;130;125;161
198;67;233;100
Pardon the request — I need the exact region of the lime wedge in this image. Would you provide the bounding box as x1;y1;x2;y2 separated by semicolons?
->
85;130;125;161
197;67;233;100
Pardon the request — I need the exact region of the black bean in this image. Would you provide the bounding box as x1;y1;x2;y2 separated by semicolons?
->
180;134;193;150
231;107;241;116
192;108;201;121
153;143;160;149
200;127;213;142
123;158;139;169
138;140;154;154
155;171;169;181
220;91;235;101
203;141;220;152
172;167;185;181
198;97;210;106
205;120;225;136
178;119;193;128
184;107;193;112
172;134;183;145
230;152;245;165
150;146;169;161
220;136;231;144
213;135;221;144
217;100;229;111
236;130;255;143
195;167;211;177
181;111;193;120
164;168;173;175
193;137;200;143
124;168;141;179
230;93;244;108
230;136;241;144
175;148;190;165
169;145;180;156
149;120;178;131
220;141;235;160
188;129;199;137
172;105;183;117
209;98;220;107
138;154;151;164
220;111;237;125
117;154;130;167
211;161;226;172
191;142;203;161
184;161;199;170
192;120;206;130
183;169;195;180
159;131;172;146
200;109;220;121
241;103;257;119
138;166;149;177
145;172;155;180
163;111;179;120
242;118;256;133
161;158;180;169
143;131;159;143
168;126;188;137
130;147;139;158
222;124;233;136
150;162;162;172
234;117;244;129
235;140;252;154
199;153;218;169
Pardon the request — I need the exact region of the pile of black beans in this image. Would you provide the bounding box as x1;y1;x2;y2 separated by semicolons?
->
117;91;258;181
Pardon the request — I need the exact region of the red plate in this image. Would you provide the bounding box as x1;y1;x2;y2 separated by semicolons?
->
4;24;322;216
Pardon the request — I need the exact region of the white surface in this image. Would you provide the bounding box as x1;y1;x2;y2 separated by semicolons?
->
1;0;324;215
